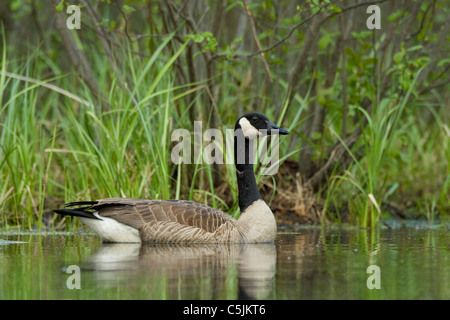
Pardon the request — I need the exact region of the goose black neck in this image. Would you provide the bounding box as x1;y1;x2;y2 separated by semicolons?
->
234;132;262;213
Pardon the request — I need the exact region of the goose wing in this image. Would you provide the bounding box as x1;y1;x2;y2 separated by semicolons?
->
65;198;236;232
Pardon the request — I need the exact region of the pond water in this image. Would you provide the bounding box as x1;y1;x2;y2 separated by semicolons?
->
1;222;449;300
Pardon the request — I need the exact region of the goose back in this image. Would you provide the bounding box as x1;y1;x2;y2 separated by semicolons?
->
94;198;236;232
62;198;242;243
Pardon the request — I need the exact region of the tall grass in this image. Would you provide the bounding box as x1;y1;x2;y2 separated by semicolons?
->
1;31;448;230
0;33;192;229
323;64;449;226
0;31;301;229
0;54;59;229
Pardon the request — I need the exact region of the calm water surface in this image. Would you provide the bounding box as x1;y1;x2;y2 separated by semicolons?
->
1;222;449;299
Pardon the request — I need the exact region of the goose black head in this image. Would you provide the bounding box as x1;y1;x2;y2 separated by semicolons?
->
235;113;289;139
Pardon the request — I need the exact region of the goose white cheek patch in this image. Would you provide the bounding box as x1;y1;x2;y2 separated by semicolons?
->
239;118;262;139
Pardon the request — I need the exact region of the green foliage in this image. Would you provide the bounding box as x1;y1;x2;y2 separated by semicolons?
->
0;0;449;230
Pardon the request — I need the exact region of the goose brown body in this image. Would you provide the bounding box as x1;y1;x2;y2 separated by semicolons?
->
59;198;276;243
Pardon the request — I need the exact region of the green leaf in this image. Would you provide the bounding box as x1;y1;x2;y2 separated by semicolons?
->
10;0;23;11
55;0;64;12
388;9;403;22
193;34;205;43
122;5;136;14
319;35;331;50
351;31;372;40
437;58;450;67
311;132;322;140
393;51;404;64
406;45;423;52
330;4;342;13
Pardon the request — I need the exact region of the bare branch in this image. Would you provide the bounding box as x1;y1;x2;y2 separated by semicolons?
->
212;0;389;61
241;0;273;82
50;0;104;104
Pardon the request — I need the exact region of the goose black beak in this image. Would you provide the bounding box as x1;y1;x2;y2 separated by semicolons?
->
267;121;289;135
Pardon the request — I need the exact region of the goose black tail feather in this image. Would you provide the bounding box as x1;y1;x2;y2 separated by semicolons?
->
54;206;102;220
63;200;99;208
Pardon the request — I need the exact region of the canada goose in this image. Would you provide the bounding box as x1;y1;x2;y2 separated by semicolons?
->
54;113;289;243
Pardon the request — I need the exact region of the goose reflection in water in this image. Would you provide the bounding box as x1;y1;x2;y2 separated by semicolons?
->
81;242;276;299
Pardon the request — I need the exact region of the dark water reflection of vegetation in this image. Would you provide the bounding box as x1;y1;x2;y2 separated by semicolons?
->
1;222;449;300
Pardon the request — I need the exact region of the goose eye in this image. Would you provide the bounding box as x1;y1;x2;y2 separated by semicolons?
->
251;116;258;122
